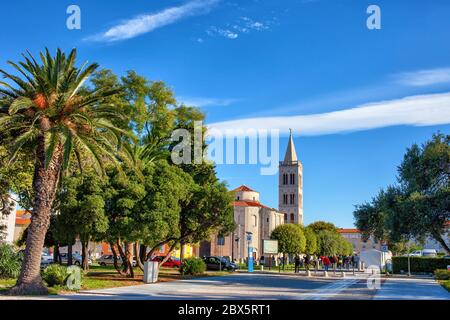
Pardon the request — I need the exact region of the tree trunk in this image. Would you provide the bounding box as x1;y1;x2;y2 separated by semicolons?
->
431;231;450;254
179;240;186;275
9;137;62;295
139;244;147;264
125;242;134;278
135;242;144;271
81;240;89;271
67;243;73;266
53;244;59;264
146;237;176;260
110;242;127;276
160;241;178;268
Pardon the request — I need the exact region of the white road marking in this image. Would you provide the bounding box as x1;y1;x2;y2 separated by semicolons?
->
299;277;363;300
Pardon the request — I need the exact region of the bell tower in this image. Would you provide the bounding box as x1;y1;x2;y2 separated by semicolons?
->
279;129;303;224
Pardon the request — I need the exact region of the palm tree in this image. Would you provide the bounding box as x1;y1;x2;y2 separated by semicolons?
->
0;48;127;294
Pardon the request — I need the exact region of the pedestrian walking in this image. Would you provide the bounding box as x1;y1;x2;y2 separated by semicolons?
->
294;254;300;273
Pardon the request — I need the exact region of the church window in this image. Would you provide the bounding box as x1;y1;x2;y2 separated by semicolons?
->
252;215;257;227
289;194;295;205
290;213;295;222
283;194;288;204
291;174;295;185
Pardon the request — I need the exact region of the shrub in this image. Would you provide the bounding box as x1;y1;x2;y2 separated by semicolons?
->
0;243;23;279
180;257;206;275
392;257;449;273
42;264;68;287
434;269;450;280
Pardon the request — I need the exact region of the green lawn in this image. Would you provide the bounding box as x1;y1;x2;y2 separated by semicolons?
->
439;280;450;292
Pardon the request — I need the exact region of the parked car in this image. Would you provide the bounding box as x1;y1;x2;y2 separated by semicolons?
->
41;253;54;266
202;256;239;271
151;256;181;268
60;253;92;265
97;254;122;266
408;249;438;257
97;254;137;267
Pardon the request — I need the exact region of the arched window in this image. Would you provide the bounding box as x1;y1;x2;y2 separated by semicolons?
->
252;215;257;227
290;213;295;222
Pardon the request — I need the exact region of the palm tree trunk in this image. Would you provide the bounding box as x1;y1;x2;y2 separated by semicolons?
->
10;136;63;295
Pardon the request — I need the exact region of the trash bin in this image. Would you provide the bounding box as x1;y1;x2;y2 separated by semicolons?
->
143;261;159;283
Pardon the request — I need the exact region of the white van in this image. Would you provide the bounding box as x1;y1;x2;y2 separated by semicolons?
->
421;249;438;257
408;249;437;257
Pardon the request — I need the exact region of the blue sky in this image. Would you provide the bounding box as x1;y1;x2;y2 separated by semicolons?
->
1;0;450;227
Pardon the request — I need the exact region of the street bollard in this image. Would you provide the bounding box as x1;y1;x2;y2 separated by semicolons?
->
324;271;328;277
261;265;264;272
306;270;311;277
341;270;345;278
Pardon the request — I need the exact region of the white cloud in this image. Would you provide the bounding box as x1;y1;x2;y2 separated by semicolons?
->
181;97;239;107
87;0;219;42
208;92;450;136
207;16;269;40
395;68;450;87
207;26;239;39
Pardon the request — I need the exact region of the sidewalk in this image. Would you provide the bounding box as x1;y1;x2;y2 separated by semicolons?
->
374;277;450;300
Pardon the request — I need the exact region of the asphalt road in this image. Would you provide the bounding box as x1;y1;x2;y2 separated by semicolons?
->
2;273;449;300
57;272;449;300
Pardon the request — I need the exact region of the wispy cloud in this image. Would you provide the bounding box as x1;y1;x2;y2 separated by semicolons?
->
181;96;239;107
207;16;270;40
395;68;450;87
208;92;450;136
87;0;219;42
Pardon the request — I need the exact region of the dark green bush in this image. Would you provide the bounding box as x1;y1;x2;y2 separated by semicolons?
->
0;243;23;279
434;269;450;280
42;264;68;287
392;257;449;273
180;257;206;275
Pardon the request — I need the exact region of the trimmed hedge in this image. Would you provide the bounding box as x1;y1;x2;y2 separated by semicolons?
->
392;257;449;273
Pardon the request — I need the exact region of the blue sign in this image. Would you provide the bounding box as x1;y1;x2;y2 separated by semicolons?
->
248;246;254;273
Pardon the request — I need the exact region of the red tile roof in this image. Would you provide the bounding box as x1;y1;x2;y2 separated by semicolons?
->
233;200;270;209
337;228;361;234
233;185;256;192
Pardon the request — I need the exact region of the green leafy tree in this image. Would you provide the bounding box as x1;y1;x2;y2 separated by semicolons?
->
354;133;450;253
270;224;306;268
316;230;340;256
0;48;127;294
308;221;338;234
57;170;108;270
303;227;318;255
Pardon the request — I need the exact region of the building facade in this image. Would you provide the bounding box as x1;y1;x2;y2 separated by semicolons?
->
201;131;303;261
337;228;382;254
199;185;284;262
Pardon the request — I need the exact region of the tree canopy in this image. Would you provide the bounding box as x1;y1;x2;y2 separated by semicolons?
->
354;133;450;253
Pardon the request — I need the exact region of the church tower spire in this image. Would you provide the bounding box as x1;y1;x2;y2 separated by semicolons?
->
278;130;303;224
284;128;298;163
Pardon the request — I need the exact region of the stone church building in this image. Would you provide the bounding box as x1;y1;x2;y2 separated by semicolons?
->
199;130;303;261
